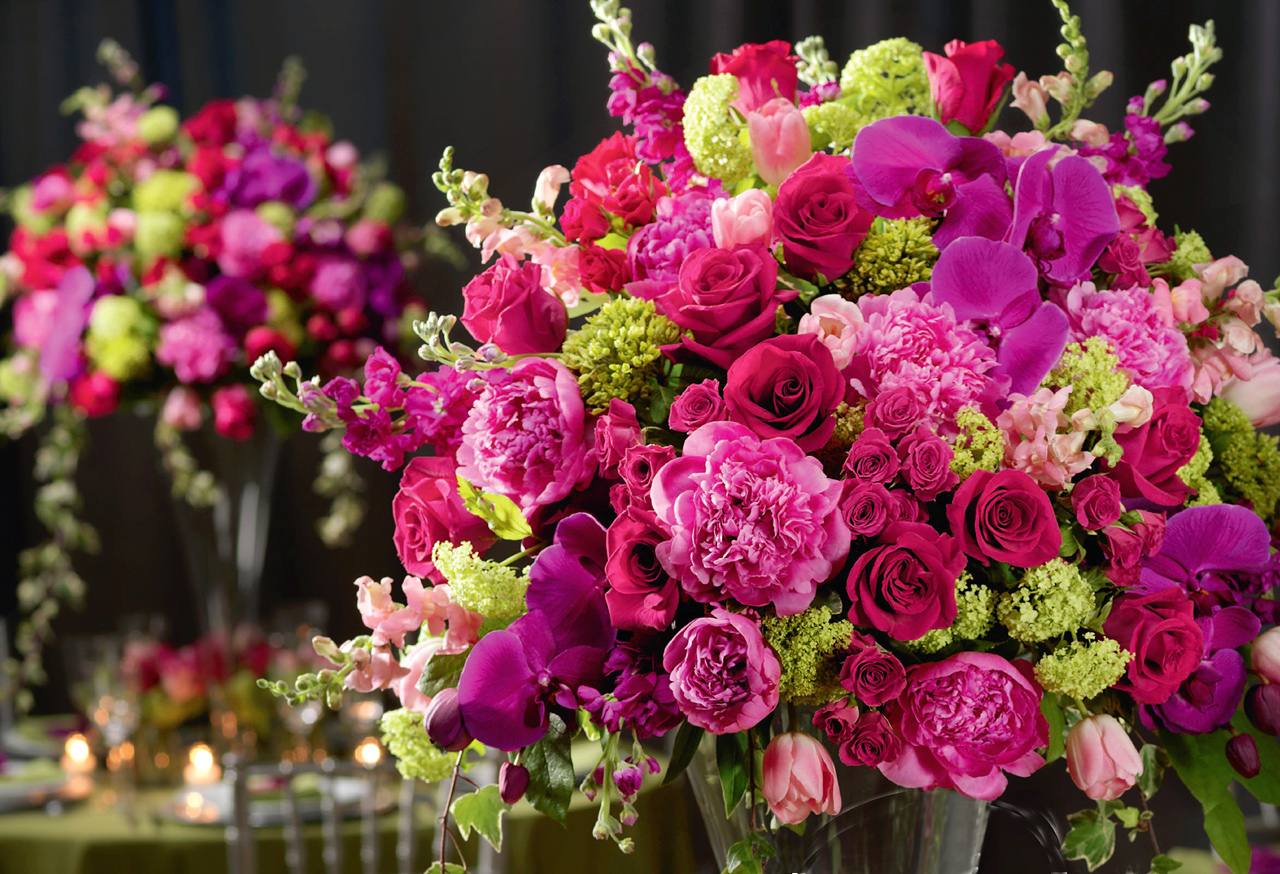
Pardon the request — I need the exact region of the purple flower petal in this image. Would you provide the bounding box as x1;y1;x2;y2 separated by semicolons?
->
39;267;95;383
994;303;1068;396
929;237;1039;324
456;629;547;750
526;514;615;652
1201;606;1262;652
850;116;961;216
1142;504;1272;590
933;175;1012;248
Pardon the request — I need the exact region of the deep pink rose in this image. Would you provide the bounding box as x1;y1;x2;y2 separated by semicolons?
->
840;643;907;707
1108;387;1200;506
605;512;679;632
577;244;630;294
70;371;121;419
393;456;496;582
946;469;1062;568
561;197;610;243
724;334;843;451
668;379;726;432
839;712;904;768
840;480;892;538
847;521;964;640
881;653;1049;801
596;399;642;480
709;41;799;113
1102;510;1164;587
461;254;567;355
615;443;677;527
1103;589;1204;705
662;607;780;733
813;699;861;744
923;39;1015;134
897;426;958;501
210;384;257;441
1072;475;1123;530
659;245;796;369
773;152;874;283
886;489;925;525
863;387;927;440
843;427;900;485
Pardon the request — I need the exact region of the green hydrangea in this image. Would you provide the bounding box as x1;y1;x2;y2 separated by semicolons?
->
837;38;931;123
1166;229;1212;282
135;211;186;263
833;217;938;298
379;708;483;783
1178;428;1213;487
1204;396;1280;521
137;106;180;145
803;101;862;153
1043;338;1129;418
951;407;1004;481
814;401;866;477
133;170;199;213
760;607;854;706
901;573;996;653
431;541;528;618
1034;634;1132;701
998;559;1096;643
85;296;155;382
682;74;753;185
1187;478;1222;506
8;186;56;233
560;297;681;413
366;182;407;224
256;202;296;237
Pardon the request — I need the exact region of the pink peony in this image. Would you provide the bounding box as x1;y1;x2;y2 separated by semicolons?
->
156;308;238;383
762;731;841;824
457;358;596;514
651;421;850;616
662;607;780;734
881;652;1049;801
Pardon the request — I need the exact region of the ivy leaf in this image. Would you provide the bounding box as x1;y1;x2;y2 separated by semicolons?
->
722;832;776;874
649;379;679;426
1114;805;1142;830
451;784;508;851
716;732;749;818
1040;693;1066;764
425;863;468;874
1232;710;1280;805
523;713;574;825
1063;806;1117;871
662;722;705;787
1149;855;1183;874
1160;728;1250;874
1138;743;1167;800
457;475;533;540
416;651;467;698
594;232;628;251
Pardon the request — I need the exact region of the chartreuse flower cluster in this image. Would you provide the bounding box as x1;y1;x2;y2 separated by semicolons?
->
1034;634;1132;700
1202;396;1280;521
1165;229;1213;281
1043;337;1129;417
380;708;482;782
682;75;752;185
951;407;1004;481
560;297;680;413
431;542;529;618
998;559;1096;643
761;606;854;705
1178;428;1220;506
903;573;996;654
834;217;938;299
837;38;931;124
84;296;155;382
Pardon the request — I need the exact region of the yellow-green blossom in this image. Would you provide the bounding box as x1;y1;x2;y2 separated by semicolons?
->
835;218;937;299
1166;229;1212;282
137;106;180;145
1204;396;1280;521
1178;428;1213;488
682;75;752;185
133;170;199;214
901;572;995;652
803;101;861;153
1043;338;1129;418
431;541;528;618
951;407;1004;481
85;296;155;382
1034;634;1132;700
814;402;866;477
998;559;1096;643
380;708;483;783
560;297;680;413
837;38;930;123
1187;478;1222;506
135;211;186;263
760;607;854;706
8;186;56;233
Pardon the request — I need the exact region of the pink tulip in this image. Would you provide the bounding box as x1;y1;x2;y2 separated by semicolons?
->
711;189;773;250
746;98;812;187
1065;715;1143;801
1220;351;1280;428
762;731;841;825
1252;626;1280;684
161;386;204;432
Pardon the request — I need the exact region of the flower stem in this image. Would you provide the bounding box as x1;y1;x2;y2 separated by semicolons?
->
439;750;466;870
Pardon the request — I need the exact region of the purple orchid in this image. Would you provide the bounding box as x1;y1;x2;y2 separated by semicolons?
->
38;266;96;383
1004;148;1119;285
222;145;317;210
847;116;1011;249
1140;504;1272;613
928;236;1067;396
456;514;614;750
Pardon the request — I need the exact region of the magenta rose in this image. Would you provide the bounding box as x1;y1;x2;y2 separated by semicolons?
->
946;469;1062;568
393;456;496;582
724;334;843;451
662;608;780;734
843;427;900;485
461;253;567;354
922;39;1015;134
596;399;642;480
652;421;849;615
863;386;927;440
773;152;874;283
709;40;799;112
659;245;796;369
840;644;907;707
840;481;892;538
813;699;861;745
839;712;904;768
604;512;679;632
886;489;925;524
1103;589;1204;705
1101;510;1165;587
1072;475;1123;530
668;379;726;432
897;426;959;501
881;653;1049;800
847;521;964;640
577;244;631;294
210;384;257;441
1108;387;1200;506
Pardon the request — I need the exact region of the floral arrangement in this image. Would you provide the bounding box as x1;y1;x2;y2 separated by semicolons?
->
257;2;1280;872
0;42;442;703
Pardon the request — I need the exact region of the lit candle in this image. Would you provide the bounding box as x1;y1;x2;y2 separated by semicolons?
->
183;743;222;785
61;734;96;775
353;737;382;768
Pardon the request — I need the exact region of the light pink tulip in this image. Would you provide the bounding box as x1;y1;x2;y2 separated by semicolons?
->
1252;626;1280;684
797;294;865;370
1065;715;1143;801
762;731;841;825
711;189;773;250
747;97;812;187
1226;352;1280;427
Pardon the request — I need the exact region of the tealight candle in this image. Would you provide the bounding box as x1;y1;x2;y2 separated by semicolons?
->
61;733;96;775
183;743;222;785
353;737;383;768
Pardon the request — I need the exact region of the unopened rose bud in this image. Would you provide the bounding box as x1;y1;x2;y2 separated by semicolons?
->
499;762;530;804
1226;733;1261;778
423;687;473;752
1246;684;1280;735
1251;627;1280;683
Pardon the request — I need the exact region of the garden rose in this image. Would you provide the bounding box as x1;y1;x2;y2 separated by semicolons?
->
847;521;964;640
773;152;874;282
604;512;679;632
613;443;677;527
69;371;120;419
881;653;1049;801
668;379;726;432
709;40;798;112
1065;714;1144;801
863;386;927;440
813;699;860;744
662;608;780;733
762;731;841;824
923;40;1016;134
1072;475;1123;530
946;469;1061;567
393;456;496;582
839;712;903;768
1103;589;1204;705
897;426;958;500
596;399;642;480
840;481;893;538
724;334;843;451
1107;387;1200;506
577;244;630;295
843;428;900;485
840;644;907;706
461;254;567;355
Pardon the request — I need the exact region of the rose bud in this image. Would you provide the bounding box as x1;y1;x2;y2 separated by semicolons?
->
499;762;530;804
1246;684;1280;736
761;731;841;825
1252;626;1280;684
423;687;473;752
1226;734;1261;779
1065;715;1144;801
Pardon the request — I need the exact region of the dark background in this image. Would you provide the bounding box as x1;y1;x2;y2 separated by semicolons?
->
0;0;1277;867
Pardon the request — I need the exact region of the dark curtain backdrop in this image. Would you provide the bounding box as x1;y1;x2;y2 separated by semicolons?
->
0;1;1276;861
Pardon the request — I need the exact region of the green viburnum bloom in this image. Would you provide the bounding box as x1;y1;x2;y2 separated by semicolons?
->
834;218;938;299
802;101;862;153
837;38;931;124
85;296;155;382
760;607;854;706
951;407;1004;481
133;170;199;214
1043;337;1129;418
559;297;680;413
1113;185;1158;226
1034;634;1132;701
1203;396;1280;521
682;74;753;185
431;541;528;618
137;106;180;145
1166;229;1212;282
380;708;482;783
998;559;1096;643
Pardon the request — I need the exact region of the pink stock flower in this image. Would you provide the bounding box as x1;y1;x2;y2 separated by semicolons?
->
1065;715;1144;801
762;732;842;824
747;98;812;187
797;294;865;370
216;209;285;278
12;289;58;349
711;190;772;250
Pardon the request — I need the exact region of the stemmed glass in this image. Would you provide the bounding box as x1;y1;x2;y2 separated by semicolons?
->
64;634;143;815
267;601;329;762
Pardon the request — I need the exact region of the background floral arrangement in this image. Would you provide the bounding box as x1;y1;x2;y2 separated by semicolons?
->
0;42;437;705
257;1;1280;872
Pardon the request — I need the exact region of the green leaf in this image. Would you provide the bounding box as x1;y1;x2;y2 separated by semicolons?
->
944;118;974;137
1040;693;1066;764
1114;805;1142;830
1232;710;1280;805
716;732;750;818
425;863;468;874
416;650;468;698
595;232;628;251
1138;743;1167;800
1058;524;1080;559
649;379;679;426
522;713;574;825
776;270;821;305
722;832;776;874
1149;854;1183;874
451;784;508;851
1160;728;1250;874
1063;807;1116;872
457;475;533;540
567;290;611;319
662;722;705;787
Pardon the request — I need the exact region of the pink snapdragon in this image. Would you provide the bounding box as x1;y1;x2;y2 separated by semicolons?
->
344;644;408;693
998;386;1095;489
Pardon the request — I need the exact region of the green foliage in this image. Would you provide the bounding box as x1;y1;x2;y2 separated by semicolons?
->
1159;728;1250;874
662;722;705;787
523;713;575;825
1040;694;1067;765
716;732;750;818
1064;804;1117;871
1150;855;1183;874
722;832;776;874
1138;744;1167;800
416;651;468;699
457;476;534;540
452;784;509;851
